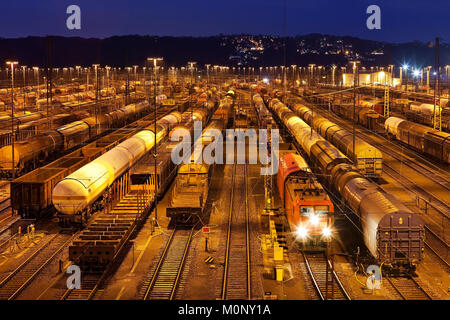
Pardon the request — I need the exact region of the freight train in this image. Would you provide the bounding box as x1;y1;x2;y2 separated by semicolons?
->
0;111;89;147
52;108;183;226
130;104;217;199
290;103;383;178
301;89;386;133
0;101;151;177
67;98;219;270
385;116;450;164
253;93;277;129
303;89;450;165
400;102;450;132
166;96;233;225
277;150;334;250
10;89;205;221
267;97;424;272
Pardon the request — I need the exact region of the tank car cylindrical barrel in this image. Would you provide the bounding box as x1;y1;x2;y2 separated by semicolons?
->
52;110;182;215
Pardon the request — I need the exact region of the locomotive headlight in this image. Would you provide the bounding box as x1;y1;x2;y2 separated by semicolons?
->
310;214;319;226
322;227;332;238
295;226;308;239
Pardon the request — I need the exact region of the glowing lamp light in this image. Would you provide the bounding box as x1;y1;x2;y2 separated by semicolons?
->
403;64;409;70
309;214;319;226
413;70;420;77
322;227;332;238
295;225;308;239
263;77;269;84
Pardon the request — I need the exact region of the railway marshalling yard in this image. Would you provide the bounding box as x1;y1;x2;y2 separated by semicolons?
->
0;70;448;301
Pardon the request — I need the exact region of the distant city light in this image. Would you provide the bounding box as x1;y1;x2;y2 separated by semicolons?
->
402;64;408;70
263;77;269;84
413;70;420;77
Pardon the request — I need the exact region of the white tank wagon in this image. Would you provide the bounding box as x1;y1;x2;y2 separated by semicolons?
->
409;103;441;116
52;111;182;215
0;101;150;177
384;116;406;136
291;103;383;178
269;98;325;156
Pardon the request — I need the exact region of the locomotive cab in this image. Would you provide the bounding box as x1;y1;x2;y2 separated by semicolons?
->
290;181;334;251
277;152;334;252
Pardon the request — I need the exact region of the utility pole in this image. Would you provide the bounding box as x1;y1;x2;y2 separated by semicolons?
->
33;67;39;110
352;61;358;158
433;37;441;131
133;65;138;96
93;64;100;133
188;62;196;88
282;0;287;102
205;64;210;86
332;65;336;86
403;64;409;93
22;66;27;112
126;67;130;105
46;36;53;130
147;57;163;224
6;61;18;180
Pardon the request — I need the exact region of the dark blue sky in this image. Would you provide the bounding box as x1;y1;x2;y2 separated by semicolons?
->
0;0;448;42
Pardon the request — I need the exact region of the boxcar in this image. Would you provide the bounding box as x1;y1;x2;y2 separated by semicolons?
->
423;131;450;164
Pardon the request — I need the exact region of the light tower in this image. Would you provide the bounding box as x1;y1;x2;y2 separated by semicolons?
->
6;60;18;179
147;57;163;223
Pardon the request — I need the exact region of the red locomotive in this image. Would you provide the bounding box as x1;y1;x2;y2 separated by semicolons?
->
277;151;334;250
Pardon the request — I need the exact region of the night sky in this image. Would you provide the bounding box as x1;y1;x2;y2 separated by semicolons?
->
0;0;449;42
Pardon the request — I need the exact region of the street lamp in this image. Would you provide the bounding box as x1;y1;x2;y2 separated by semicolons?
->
291;65;297;87
350;60;360;158
92;64;100;103
331;65;336;86
33;67;39;107
205;64;211;85
308;64;315;87
425;66;432;94
6;61;18;179
21;66;27;111
105;66;111;92
403;64;409;92
133;65;138;95
147;57;163;223
187;62;196;87
92;64;100;133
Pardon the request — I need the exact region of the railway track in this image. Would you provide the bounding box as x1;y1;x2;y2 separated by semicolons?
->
386;277;432;300
60;194;159;301
0;198;10;216
293;96;449;266
141;227;194;300
302;252;351;300
221;162;251;300
424;226;449;268
0;207;13;226
294;94;450;211
0;232;75;300
312;102;450;218
375;149;450;220
0;198;16;234
60;274;103;300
